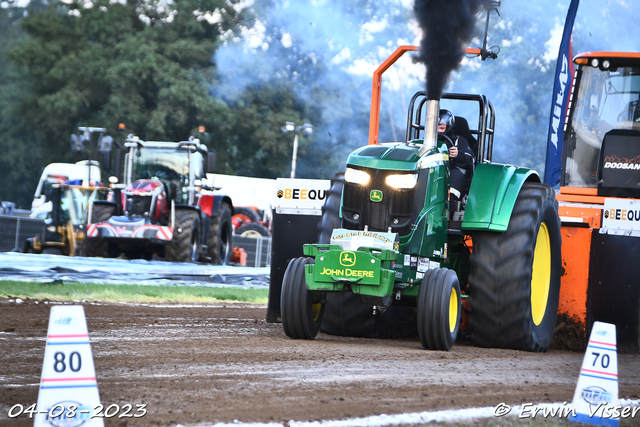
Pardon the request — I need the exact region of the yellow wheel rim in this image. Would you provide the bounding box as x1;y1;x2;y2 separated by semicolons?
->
311;302;322;322
241;229;263;238
531;222;551;326
449;287;459;333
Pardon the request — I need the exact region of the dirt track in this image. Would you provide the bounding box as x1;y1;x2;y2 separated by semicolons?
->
1;298;640;426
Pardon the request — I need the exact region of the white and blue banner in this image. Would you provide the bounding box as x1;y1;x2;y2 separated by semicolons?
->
543;0;580;187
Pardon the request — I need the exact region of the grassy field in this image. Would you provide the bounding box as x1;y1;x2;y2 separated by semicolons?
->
0;280;269;304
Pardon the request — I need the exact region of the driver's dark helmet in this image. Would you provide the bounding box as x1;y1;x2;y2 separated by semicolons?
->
438;109;455;135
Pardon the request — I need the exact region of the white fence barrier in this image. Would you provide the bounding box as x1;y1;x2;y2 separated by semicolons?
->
232;235;272;268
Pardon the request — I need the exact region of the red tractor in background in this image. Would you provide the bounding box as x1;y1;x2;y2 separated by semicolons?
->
83;134;233;263
232;206;271;237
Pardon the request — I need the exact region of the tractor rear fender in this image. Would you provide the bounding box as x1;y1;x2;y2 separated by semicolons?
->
198;194;233;218
462;163;541;232
194;195;232;248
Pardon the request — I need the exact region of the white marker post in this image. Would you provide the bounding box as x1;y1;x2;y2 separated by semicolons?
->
34;305;104;427
569;321;619;427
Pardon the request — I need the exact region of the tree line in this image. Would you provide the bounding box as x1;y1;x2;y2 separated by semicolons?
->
0;0;321;208
4;0;631;209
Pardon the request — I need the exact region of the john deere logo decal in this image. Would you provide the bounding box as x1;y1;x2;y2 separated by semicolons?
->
370;190;383;202
339;251;356;267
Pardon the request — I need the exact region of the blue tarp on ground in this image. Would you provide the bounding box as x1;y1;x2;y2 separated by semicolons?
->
0;252;270;288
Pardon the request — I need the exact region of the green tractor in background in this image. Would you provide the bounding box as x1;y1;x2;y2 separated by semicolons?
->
279;48;561;351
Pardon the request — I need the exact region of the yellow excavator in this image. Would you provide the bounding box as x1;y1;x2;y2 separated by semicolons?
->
24;183;109;256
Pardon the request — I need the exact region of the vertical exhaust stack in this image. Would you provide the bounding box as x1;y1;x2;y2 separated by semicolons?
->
419;99;440;157
413;1;482;157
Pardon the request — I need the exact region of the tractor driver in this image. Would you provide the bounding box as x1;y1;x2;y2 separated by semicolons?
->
438;110;475;218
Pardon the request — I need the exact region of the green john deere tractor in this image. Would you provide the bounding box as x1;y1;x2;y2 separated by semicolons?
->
280;91;562;352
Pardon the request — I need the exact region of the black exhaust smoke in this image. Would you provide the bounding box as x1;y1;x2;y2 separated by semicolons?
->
414;0;483;99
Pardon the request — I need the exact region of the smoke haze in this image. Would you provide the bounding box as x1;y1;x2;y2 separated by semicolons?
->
211;0;640;178
413;0;483;99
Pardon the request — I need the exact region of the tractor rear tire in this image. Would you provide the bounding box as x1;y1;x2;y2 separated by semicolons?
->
417;268;461;351
281;257;325;339
317;172;344;244
82;203;117;257
207;202;233;264
469;182;561;352
236;222;271;237
318;172;400;338
165;209;201;263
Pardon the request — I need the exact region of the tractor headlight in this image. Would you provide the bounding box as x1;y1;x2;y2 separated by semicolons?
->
345;167;370;185
386;173;418;189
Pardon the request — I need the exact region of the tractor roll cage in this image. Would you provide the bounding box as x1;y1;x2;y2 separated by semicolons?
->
368;45;489;147
406;92;496;163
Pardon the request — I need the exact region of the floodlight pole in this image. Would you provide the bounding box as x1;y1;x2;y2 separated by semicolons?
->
291;132;299;179
282;122;313;179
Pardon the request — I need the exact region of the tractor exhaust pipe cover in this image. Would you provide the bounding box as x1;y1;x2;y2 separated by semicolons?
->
418;99;439;157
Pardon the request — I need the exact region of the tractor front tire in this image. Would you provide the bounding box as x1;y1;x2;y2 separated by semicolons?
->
233;207;261;222
236;222;271;237
417;268;461;351
469;182;561;352
207;202;233;264
318;172;400;338
82;204;117;257
281;257;325;339
165;209;201;263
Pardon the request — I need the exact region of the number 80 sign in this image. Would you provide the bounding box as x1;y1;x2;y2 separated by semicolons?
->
35;306;103;427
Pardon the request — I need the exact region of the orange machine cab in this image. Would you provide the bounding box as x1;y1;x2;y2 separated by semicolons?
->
557;52;640;351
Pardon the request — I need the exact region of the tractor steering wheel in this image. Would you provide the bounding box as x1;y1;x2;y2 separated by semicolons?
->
439;134;454;150
617;108;635;122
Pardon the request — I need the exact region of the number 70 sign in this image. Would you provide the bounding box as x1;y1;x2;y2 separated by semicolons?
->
569;321;619;426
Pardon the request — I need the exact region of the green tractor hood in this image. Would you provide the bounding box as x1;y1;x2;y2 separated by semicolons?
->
346;143;428;171
345;142;542;234
340;141;449;259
